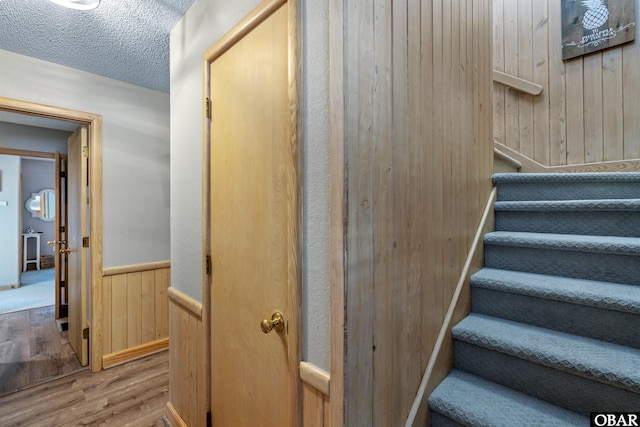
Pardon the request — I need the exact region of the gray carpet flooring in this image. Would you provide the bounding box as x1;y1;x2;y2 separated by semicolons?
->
0;269;55;315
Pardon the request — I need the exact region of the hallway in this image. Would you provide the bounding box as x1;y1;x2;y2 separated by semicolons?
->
0;350;168;426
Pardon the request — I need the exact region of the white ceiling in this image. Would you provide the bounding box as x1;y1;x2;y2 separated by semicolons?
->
0;0;196;93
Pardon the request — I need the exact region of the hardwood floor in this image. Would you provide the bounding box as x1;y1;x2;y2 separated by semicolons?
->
0;306;83;395
0;350;169;426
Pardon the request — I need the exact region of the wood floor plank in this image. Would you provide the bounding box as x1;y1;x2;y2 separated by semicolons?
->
0;350;169;427
0;306;83;396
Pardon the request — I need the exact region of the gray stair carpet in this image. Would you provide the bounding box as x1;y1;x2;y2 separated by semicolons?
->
429;172;640;424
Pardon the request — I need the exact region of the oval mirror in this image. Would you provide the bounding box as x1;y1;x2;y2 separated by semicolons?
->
25;188;55;221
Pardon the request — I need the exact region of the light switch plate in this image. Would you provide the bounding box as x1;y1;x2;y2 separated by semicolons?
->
0;200;8;206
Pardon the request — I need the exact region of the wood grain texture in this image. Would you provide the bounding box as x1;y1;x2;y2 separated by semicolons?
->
203;1;300;426
101;265;170;363
494;0;640;167
331;0;494;425
0;306;84;396
0;350;168;427
300;361;330;396
302;382;330;427
167;293;206;427
328;0;346;424
406;189;496;426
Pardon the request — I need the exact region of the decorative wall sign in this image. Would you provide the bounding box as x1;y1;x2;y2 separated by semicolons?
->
562;0;636;60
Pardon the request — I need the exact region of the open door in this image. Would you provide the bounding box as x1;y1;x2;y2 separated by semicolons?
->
53;151;68;319
207;1;300;425
66;127;89;366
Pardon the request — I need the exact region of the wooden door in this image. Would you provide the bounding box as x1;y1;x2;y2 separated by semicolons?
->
67;127;89;366
53;151;68;319
208;2;299;425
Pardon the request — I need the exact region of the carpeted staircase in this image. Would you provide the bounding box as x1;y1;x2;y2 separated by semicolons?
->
428;172;640;426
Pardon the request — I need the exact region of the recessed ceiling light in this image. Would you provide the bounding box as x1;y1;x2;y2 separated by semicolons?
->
47;0;100;10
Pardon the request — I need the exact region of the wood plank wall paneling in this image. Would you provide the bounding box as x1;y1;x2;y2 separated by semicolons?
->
168;289;206;427
102;263;170;359
301;362;330;427
336;0;493;425
493;0;640;167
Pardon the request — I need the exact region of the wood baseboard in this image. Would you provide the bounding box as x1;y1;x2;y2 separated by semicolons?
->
102;338;169;369
165;401;188;427
0;283;20;291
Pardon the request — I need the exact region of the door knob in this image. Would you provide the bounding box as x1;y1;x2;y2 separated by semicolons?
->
60;248;72;254
261;311;285;334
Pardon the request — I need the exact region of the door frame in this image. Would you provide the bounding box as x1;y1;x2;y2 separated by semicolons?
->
201;0;301;423
0;96;104;372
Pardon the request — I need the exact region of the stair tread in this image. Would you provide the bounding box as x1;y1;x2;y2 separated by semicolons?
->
493;172;640;184
495;198;640;211
471;268;640;314
453;314;640;391
485;231;640;255
429;370;587;426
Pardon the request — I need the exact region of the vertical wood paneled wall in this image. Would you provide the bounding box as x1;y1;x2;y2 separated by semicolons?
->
334;0;493;425
494;0;640;167
166;288;206;427
301;362;331;427
101;262;170;367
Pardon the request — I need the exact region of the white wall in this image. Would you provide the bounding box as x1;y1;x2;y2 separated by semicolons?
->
0;49;170;268
170;0;330;370
0;155;21;287
0;121;70;154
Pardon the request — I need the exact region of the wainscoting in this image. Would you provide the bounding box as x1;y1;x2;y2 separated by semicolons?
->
301;362;330;427
101;261;170;368
166;287;206;427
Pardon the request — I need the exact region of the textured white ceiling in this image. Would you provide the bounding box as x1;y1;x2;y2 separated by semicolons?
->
0;0;196;92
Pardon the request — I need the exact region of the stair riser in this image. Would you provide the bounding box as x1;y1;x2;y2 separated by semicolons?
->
485;245;640;285
454;341;640;415
431;412;465;427
472;287;640;349
496;182;640;202
495;211;640;237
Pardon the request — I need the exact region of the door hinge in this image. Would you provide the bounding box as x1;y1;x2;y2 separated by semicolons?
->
82;236;90;247
83;328;89;339
82;146;89;158
205;97;212;119
206;411;212;427
205;255;212;275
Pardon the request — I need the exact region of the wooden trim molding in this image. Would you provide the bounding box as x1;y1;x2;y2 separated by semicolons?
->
328;0;345;425
495;141;640;173
0;96;104;373
300;362;330;397
0;148;56;159
167;287;203;319
102;261;170;277
493;70;543;96
102;338;169;369
164;402;188;427
203;0;287;63
405;188;497;426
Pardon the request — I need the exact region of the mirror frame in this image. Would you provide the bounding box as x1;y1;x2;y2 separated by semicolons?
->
25;188;55;221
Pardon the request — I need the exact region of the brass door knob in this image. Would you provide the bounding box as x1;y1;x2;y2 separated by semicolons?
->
261;311;285;334
60;248;72;254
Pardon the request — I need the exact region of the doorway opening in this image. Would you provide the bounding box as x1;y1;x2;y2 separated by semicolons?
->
0;96;104;395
